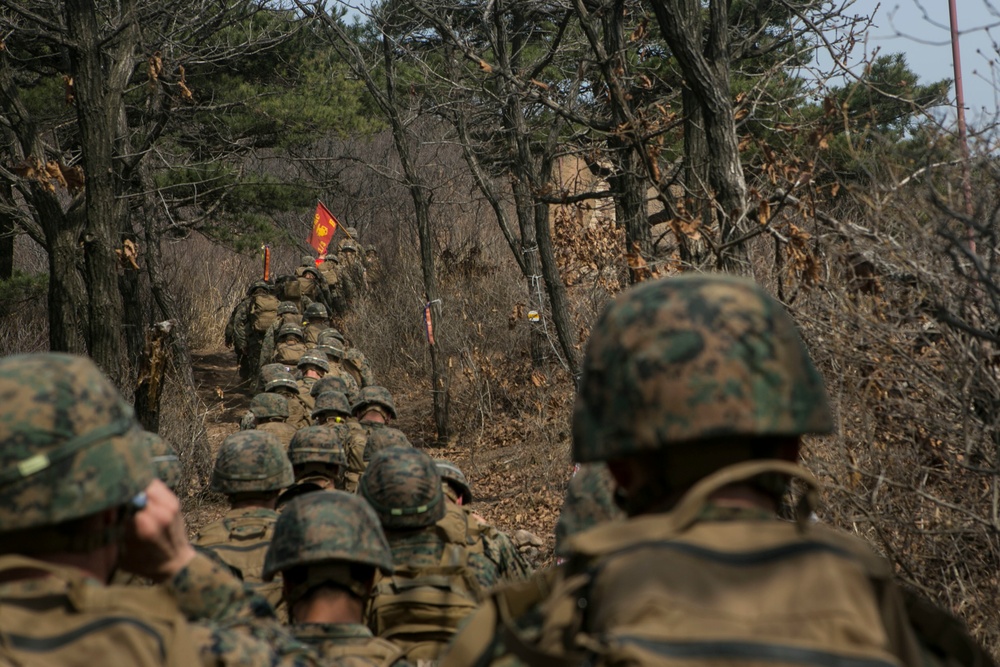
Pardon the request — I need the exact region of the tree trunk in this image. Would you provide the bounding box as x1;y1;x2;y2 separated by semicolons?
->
603;0;650;274
45;204;89;354
380;31;450;443
0;182;14;280
647;0;748;271
681;83;711;267
64;0;132;380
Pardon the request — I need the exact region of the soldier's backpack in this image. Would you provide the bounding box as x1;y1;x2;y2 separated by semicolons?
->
368;513;482;662
251;293;280;333
277;274;301;301
195;513;286;619
453;460;993;667
274;339;307;367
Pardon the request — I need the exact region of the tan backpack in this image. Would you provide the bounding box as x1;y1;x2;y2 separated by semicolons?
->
0;555;201;666
251;293;280;333
195;512;285;618
368;523;482;662
274;340;307;366
447;461;993;667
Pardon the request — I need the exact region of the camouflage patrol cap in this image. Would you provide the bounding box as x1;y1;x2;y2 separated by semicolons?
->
554;463;623;557
312;391;352;419
0;354;152;531
360;447;443;530
572;274;833;463
277;301;299;316
304;302;328;320
298;351;330;373
362;426;411;463
277;323;304;341
263;490;393;581
249;280;271;295
288;425;348;467
211;431;293;495
264;370;298;394
141;431;181;491
352;386;397;419
317;329;345;346
250;392;289;420
434;459;472;505
310;375;349;398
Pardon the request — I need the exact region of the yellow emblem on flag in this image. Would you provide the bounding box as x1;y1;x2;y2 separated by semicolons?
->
318;225;329;236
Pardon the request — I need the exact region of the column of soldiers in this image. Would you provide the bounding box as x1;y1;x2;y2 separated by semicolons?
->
226;231;374;386
3;274;994;666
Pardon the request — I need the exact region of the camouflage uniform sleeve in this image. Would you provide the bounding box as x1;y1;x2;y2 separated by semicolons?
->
167;552;320;666
259;325;278;367
481;525;532;583
233;298;252;351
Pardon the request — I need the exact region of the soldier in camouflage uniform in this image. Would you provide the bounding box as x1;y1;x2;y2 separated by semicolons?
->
345;386;398;487
302;303;332;346
323;339;361;397
226;280;274;381
263;491;410;667
296;351;329;412
553;463;623;558
264;368;312;430
317;253;350;317
196;431;293;619
248;393;298;449
338;234;366;299
311;374;356;405
360;447;483;661
272;324;309;367
435;459;531;583
277;425;351;509
444;274;992;667
141;430;182;491
259;302;303;373
0;353;316;666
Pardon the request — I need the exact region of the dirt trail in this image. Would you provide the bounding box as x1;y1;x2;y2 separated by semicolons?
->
192;348;253;447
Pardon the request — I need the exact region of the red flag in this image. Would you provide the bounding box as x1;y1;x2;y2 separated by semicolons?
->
423;303;435;346
307;202;339;255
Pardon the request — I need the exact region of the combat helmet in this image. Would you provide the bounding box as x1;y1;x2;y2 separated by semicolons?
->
277;301;299;317
360;447;443;530
277;323;305;341
300;254;315;267
554;463;623;557
298;351;330;374
312;345;338;365
340;240;358;253
304;302;328;320
263;491;393;593
142;431;182;491
312;391;353;420
352;385;397;420
572;274;833;464
346;226;359;238
288;425;348;468
211;431;293;495
248;280;271;295
362;427;411;463
311;375;350;398
302;266;321;280
317;329;345;346
250;392;289;420
0;353;151;533
264;369;298;394
434;459;472;505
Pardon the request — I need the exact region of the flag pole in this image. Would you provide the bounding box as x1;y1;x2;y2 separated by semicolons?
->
948;0;975;255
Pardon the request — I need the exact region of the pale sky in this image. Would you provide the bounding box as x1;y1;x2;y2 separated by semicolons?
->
848;0;1000;126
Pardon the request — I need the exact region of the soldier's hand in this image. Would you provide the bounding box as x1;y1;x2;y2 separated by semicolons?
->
120;479;197;582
